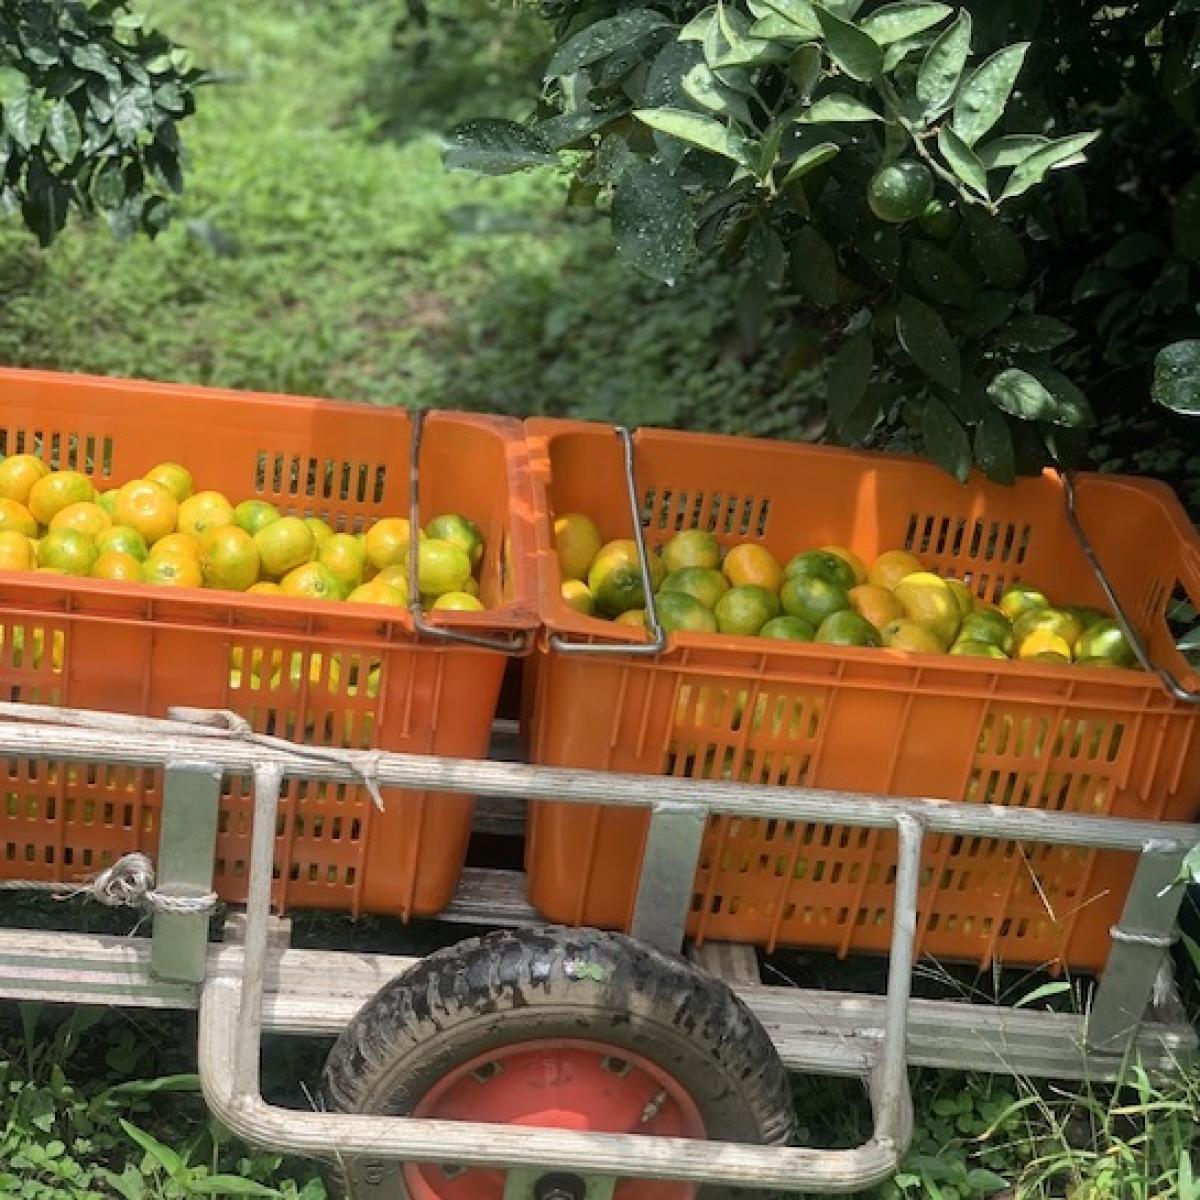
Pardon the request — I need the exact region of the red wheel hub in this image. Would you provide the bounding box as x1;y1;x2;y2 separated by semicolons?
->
403;1038;706;1200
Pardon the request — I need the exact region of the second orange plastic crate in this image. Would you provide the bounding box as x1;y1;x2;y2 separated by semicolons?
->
0;370;537;919
522;420;1200;971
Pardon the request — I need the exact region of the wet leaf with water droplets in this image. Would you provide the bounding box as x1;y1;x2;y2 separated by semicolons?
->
1153;340;1200;415
613;160;694;284
897;294;961;389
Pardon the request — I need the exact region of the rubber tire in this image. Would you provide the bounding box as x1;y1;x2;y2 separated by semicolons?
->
321;926;797;1200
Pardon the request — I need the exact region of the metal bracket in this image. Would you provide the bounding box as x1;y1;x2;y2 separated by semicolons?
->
1087;839;1190;1053
151;762;222;984
629;799;707;953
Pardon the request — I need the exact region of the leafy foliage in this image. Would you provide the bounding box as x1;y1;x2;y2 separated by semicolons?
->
449;0;1200;481
0;0;202;246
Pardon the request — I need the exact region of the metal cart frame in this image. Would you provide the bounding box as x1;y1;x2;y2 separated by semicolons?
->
1;701;1196;1197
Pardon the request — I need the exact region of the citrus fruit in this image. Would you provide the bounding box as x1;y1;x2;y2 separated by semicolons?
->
958;610;1014;654
588;540;665;616
867;160;934;223
95;525;148;561
375;565;411;603
233;500;282;536
142;553;202;588
881;618;945;654
412;538;472;597
144;462;193;502
820;545;867;586
998;584;1050;622
654;591;718;635
949;639;1008;659
150;532;200;561
255;516;316;578
433;591;485;612
817;610;882;647
893;572;961;645
1013;608;1085;656
784;549;857;590
1017;630;1073;661
177;491;235;538
661;529;721;574
946;579;974;619
1029;650;1071;665
248;581;284;596
868;549;924;590
848;583;905;629
0;530;33;571
199;526;260;592
0;454;48;504
347;580;406;606
426;513;484;568
280;561;343;601
1075;618;1136;668
364;518;417;571
97;489;120;518
918;197;959;240
1076;656;1122;670
614;608;646;628
780;574;850;627
92;551;142;582
1069;606;1110;630
28;471;95;525
659;566;729;610
561;579;595;615
554;513;603;581
305;517;335;551
318;533;366;596
0;498;38;537
37;528;98;577
759;616;816;642
50;501;111;539
714;585;781;636
114;479;178;546
723;543;784;591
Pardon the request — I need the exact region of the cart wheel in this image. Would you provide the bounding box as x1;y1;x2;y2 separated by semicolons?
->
321;926;796;1200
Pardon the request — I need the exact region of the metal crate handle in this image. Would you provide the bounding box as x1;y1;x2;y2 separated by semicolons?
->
548;425;668;657
1060;469;1199;705
407;407;529;654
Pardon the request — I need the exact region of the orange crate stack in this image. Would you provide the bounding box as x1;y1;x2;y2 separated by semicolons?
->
522;419;1200;972
0;369;537;919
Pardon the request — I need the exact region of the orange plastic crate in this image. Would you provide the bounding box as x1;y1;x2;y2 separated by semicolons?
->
522;419;1200;972
0;369;537;919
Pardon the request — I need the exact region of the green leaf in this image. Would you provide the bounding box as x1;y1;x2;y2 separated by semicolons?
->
781;141;839;188
964;1168;1011;1193
537;108;625;150
908;240;973;308
4;88;47;151
937;126;988;198
923;395;972;481
986;368;1092;427
974;409;1016;484
964;209;1026;288
45;102;81;161
442;120;557;174
1153;340;1200;415
613;161;694;284
976;134;1048;170
1172;172;1200;263
0;66;29;107
994;315;1075;353
190;1179;281;1198
547;10;671;76
897;294;961;389
999;132;1100;201
750;0;822;38
791;225;837;306
682;63;754;123
827;329;874;433
803;93;881;121
952;43;1028;147
112;85;154;147
634;107;751;165
859;2;951;44
917;10;972;118
119;1119;184;1176
1012;980;1071;1008
70;44;121;84
814;7;884;81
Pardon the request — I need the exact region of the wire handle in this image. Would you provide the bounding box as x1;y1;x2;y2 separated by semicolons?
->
1060;470;1199;705
406;408;528;654
549;426;668;657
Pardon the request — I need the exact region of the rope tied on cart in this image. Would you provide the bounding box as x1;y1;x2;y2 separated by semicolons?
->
0;851;219;916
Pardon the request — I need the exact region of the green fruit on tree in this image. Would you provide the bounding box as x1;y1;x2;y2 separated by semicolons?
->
918;197;958;240
867;160;934;223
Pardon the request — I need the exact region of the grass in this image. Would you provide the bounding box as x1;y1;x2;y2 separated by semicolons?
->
0;0;818;436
